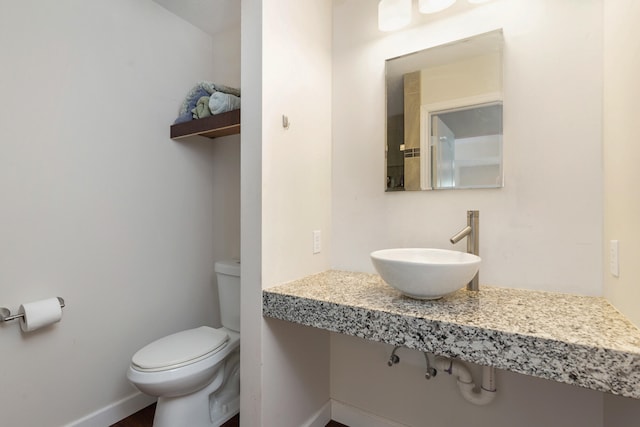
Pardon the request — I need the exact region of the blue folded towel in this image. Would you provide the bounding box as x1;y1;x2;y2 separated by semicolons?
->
209;92;241;115
174;87;209;124
174;112;193;125
175;82;241;123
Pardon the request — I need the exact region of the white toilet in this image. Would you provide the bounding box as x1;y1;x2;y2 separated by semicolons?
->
127;260;241;427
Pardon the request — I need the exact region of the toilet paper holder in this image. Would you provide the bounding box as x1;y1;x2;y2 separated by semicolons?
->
0;297;65;322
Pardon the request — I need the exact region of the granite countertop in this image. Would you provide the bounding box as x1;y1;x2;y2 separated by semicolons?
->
262;270;640;399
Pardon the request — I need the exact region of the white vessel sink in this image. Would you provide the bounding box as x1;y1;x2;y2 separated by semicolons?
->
370;248;481;300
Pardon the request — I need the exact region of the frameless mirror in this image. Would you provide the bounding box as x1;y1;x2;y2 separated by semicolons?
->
385;30;504;191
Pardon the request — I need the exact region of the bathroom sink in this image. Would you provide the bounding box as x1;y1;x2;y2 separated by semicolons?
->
370;248;481;300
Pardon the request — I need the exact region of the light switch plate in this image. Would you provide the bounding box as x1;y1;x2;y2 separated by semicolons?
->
609;240;619;277
313;230;321;254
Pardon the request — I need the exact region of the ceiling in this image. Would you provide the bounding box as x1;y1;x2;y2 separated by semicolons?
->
153;0;240;36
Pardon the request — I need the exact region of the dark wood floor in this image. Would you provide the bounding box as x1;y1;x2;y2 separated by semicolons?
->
110;404;238;427
110;403;348;427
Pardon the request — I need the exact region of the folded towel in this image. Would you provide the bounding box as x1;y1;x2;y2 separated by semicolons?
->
174;112;194;124
177;81;240;116
208;83;241;98
174;87;209;123
209;92;241;115
192;96;211;119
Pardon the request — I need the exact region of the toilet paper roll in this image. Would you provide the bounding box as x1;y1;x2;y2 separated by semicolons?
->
18;297;63;332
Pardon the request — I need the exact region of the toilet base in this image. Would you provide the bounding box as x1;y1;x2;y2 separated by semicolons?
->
152;349;240;427
210;394;239;426
210;352;240;425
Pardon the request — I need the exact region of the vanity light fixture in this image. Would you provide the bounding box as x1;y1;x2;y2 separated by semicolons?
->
378;0;412;32
379;0;494;32
418;0;457;14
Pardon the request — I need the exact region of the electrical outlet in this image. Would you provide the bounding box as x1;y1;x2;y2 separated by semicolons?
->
610;240;619;277
313;230;321;254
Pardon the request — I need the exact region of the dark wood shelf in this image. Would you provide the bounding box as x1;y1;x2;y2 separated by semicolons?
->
170;109;240;140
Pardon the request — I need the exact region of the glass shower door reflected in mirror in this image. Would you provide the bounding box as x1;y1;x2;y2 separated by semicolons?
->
429;102;503;190
431;116;456;188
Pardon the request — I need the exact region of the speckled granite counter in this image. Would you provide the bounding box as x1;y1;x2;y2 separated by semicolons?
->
263;270;640;399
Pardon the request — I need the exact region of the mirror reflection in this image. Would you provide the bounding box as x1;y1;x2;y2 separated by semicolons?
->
431;102;503;189
385;30;504;191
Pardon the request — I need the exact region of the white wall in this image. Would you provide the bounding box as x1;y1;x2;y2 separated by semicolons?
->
261;0;333;422
332;0;603;296
331;0;607;425
241;0;333;426
261;0;333;287
601;1;640;424
603;0;640;328
211;23;242;90
331;333;603;427
240;0;264;424
0;1;240;425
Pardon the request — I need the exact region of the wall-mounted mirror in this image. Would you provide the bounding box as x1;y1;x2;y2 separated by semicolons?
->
385;30;504;191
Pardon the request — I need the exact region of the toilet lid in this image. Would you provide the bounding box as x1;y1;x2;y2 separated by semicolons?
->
132;326;229;370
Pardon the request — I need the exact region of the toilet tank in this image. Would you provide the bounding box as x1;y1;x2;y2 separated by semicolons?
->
215;260;240;332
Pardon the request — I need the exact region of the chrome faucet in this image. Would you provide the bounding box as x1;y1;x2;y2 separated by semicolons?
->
450;210;479;291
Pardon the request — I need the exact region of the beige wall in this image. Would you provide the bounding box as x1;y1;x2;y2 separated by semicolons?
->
421;52;502;105
0;1;240;425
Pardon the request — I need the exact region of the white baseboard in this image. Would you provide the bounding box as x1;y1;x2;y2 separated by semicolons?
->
302;400;332;427
331;400;408;427
65;392;156;427
65;394;401;427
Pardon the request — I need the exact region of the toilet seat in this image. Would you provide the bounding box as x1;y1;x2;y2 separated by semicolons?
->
132;326;229;372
